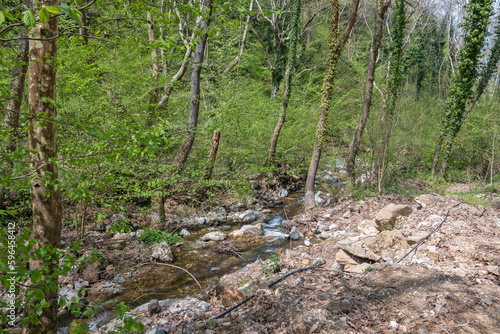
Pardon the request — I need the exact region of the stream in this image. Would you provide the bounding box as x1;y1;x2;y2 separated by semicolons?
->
68;189;309;332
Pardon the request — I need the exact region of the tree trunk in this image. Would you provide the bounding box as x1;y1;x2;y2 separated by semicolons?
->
2;26;29;209
223;0;253;74
304;0;360;210
80;8;88;45
22;0;62;333
172;0;213;171
147;12;159;112
268;0;301;164
205;130;221;180
345;0;391;179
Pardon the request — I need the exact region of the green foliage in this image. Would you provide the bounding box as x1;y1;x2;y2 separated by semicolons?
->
108;219;133;234
262;254;281;277
139;229;183;245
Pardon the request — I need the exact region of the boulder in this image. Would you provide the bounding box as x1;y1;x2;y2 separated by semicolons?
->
357;220;379;235
375;204;412;230
336;231;408;263
278;189;289;198
266;216;283;227
289;226;304;240
335;249;359;266
59;287;81;304
178;228;190;236
201;231;226;242
151;242;174;262
82;262;100;283
406;233;427;245
320;231;331;239
342;210;351;219
241;211;264;223
345;263;372;274
148;299;161;316
230;224;263;237
146;328;166;334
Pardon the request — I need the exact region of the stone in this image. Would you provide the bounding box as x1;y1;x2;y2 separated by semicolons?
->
407;233;427;245
151;242;174;262
59;287;81;304
312;258;326;266
315;191;323;204
96;222;106;232
289;226;304;240
82;262;100;283
320;231;331;239
278;189;289;197
342;230;407;262
349;206;360;213
146;328;166;334
390;321;399;330
375;204;412;230
178;228;190;236
342;210;351;219
336;249;359;267
345;263;371;274
113;274;125;285
148;299;161;316
241;211;264;223
198;217;207;225
317;224;329;233
304;239;311;247
357;220;379;235
201;231;226;242
331;209;337;215
412;203;423;211
230;224;263;237
487;265;499;275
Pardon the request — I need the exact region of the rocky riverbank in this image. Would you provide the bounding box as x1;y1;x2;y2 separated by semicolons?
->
95;186;500;334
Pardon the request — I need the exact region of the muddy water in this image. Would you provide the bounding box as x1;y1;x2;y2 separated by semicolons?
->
85;190;307;330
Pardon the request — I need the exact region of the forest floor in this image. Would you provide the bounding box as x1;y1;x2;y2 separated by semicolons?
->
122;183;500;334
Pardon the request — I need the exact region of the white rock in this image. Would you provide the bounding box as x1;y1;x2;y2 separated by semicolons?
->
151;242;174;262
201;231;226;241
390;321;399;330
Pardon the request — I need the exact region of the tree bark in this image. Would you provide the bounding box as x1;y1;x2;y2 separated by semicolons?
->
223;0;253;74
267;0;301;164
345;0;391;179
172;0;213;171
22;1;62;333
304;0;360;210
2;26;29;210
147;12;160;114
205;130;221;180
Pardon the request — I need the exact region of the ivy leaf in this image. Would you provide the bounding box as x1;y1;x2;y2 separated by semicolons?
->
39;8;49;23
23;10;36;27
45;6;62;14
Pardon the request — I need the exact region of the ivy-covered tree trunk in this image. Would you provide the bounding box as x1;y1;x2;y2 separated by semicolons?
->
431;0;493;177
304;0;360;210
345;0;391;179
172;0;213;171
375;0;405;191
2;27;29;210
22;0;62;333
147;11;160;115
268;0;301;164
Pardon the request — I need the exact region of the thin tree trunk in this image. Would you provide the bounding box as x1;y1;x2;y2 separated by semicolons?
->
304;0;360;210
345;0;391;179
223;0;254;74
80;8;88;45
268;0;301;164
491;126;496;184
205;130;221;180
2;27;29;210
172;0;213;171
22;0;62;333
147;12;160;116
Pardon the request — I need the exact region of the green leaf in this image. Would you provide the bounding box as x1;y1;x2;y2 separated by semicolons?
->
35;306;43;316
31;270;42;283
0;12;5;25
3;10;15;20
39;8;49;23
45;6;62;14
60;5;83;26
23;10;36;27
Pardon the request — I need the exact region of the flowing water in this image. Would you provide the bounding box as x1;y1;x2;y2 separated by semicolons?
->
77;189;307;331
